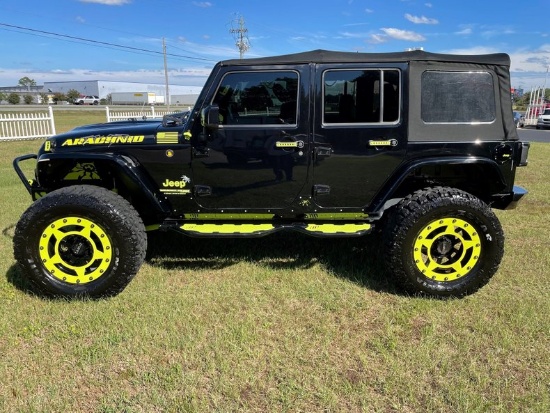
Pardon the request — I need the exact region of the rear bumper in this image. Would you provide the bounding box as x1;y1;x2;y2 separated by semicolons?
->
517;141;530;166
491;185;528;210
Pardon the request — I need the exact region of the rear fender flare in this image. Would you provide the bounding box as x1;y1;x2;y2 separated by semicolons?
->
371;156;507;213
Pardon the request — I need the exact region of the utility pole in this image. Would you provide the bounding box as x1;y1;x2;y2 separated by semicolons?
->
543;65;549;103
163;37;170;109
230;15;250;59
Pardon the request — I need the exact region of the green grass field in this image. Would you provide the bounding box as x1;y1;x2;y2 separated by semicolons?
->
0;113;548;412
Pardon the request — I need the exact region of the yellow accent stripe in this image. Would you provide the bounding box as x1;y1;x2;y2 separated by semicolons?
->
303;213;369;220
184;213;276;220
304;223;371;234
181;223;275;234
157;132;179;144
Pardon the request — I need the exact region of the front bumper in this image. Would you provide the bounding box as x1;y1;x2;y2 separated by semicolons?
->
13;154;46;200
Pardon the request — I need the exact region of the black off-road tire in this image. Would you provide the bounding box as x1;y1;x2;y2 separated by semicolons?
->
383;187;504;298
13;185;147;299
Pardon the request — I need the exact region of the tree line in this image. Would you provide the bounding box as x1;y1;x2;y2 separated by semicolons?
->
0;77;92;105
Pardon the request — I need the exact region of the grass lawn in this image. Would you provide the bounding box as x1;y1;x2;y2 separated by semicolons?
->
0;112;548;412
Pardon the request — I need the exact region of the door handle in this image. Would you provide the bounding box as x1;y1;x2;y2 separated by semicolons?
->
367;139;398;148
275;140;304;149
192;147;210;158
315;146;332;157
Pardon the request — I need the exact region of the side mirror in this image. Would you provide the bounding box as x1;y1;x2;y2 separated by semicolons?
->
201;105;220;130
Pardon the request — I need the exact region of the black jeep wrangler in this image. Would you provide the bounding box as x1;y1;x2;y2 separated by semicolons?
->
13;49;529;299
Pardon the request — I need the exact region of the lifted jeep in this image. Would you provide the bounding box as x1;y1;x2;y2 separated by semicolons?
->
13;49;529;299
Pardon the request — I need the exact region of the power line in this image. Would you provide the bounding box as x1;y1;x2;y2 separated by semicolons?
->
0;22;216;63
0;25;161;59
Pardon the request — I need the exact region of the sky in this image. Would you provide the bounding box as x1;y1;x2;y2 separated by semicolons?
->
0;0;549;91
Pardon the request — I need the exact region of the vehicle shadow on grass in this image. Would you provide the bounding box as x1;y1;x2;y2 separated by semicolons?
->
145;230;400;295
6;264;36;296
3;228;401;297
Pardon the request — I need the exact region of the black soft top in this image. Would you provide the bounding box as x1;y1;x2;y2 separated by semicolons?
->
218;49;517;142
220;49;511;67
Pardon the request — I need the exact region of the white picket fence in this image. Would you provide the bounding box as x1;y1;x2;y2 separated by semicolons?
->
0;106;56;141
0;106;189;141
106;106;182;122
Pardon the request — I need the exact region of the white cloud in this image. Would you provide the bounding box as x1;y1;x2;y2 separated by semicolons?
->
367;34;387;44
444;46;499;55
481;28;516;39
509;45;550;72
425;3;433;7
79;0;131;5
340;31;372;39
192;2;212;7
381;28;426;41
366;27;426;44
455;27;473;35
365;8;374;13
405;14;438;25
442;44;550;88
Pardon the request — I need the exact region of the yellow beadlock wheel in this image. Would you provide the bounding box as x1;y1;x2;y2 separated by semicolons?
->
38;217;113;285
413;217;481;282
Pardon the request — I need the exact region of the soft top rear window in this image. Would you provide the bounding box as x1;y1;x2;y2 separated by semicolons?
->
421;71;496;123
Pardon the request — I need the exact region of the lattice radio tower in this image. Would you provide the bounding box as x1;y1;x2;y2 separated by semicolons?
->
230;15;250;59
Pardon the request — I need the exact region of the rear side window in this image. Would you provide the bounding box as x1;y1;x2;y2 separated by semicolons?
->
421;71;496;123
323;69;400;124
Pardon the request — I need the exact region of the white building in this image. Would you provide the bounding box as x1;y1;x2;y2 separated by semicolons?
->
43;80;201;105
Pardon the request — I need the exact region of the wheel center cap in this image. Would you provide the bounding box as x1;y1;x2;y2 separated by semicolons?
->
435;236;453;255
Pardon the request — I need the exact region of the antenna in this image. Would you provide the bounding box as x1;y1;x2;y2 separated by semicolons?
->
163;37;170;109
230;15;250;59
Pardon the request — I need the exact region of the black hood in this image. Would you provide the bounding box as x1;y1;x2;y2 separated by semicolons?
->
60;119;162;139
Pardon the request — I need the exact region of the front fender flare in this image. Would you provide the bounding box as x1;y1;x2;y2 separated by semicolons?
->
34;152;172;216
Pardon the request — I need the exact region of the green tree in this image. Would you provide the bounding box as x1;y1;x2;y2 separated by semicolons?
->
38;93;50;105
66;89;80;104
52;92;66;104
0;92;7;103
7;93;20;104
24;95;34;104
18;76;37;91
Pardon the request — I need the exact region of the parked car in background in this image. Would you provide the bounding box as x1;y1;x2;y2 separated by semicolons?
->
75;95;99;105
536;108;550;129
513;111;525;128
